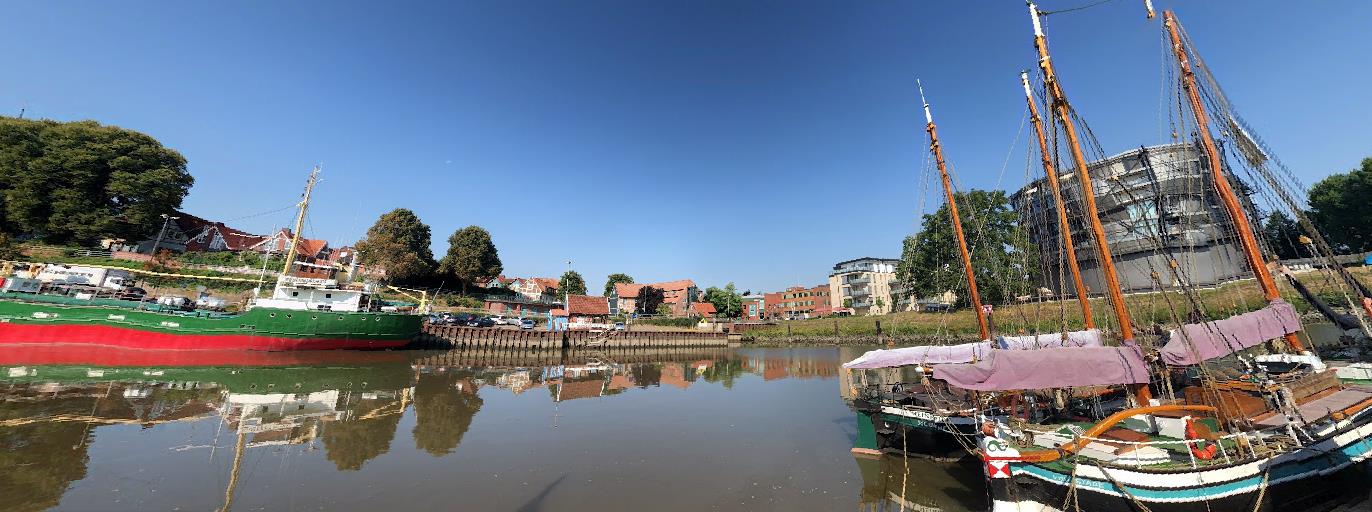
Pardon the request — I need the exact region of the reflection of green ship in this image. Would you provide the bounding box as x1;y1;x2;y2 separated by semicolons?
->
2;359;414;394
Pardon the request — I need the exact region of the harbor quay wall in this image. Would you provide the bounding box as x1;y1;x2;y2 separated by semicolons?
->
413;324;729;350
411;346;734;368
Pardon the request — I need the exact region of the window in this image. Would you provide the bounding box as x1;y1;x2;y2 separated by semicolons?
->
325;293;332;299
292;291;299;297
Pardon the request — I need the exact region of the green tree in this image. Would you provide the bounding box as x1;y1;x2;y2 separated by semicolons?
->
0;117;193;245
1262;211;1305;260
655;303;672;316
0;232;19;260
437;225;502;294
639;285;665;314
1308;158;1372;253
603;273;634;296
354;209;436;286
558;270;587;297
895;189;1037;307
321;395;402;471
702;282;743;318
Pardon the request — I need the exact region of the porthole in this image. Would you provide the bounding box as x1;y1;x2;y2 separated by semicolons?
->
338;316;344;320
311;315;317;320
269;313;276;318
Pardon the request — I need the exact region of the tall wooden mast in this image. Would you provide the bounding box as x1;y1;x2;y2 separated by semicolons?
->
918;80;991;341
1020;71;1095;330
1162;10;1304;351
1028;3;1134;342
281;166;321;276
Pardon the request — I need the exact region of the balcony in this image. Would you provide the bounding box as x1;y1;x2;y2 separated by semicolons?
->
850;299;872;308
848;287;870;297
844;276;871;285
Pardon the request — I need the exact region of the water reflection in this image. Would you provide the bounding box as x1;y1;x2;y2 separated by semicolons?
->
0;345;977;511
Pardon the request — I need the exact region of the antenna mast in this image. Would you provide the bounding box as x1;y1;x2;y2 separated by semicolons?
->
1021;71;1095;330
281;166;321;276
918;80;992;341
1162;10;1304;351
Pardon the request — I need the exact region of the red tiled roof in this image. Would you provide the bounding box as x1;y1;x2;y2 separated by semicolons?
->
650;279;695;293
531;277;561;291
557;380;606;401
614;283;645;298
691;303;717;316
567;295;610;316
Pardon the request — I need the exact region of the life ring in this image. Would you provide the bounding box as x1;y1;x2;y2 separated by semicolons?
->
1184;416;1218;460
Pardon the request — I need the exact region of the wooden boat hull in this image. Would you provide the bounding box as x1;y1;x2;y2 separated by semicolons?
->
855;402;979;461
985;403;1372;511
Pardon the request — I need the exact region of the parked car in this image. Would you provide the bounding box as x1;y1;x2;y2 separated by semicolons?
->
519;318;536;330
466;316;495;328
491;315;510;325
613;322;626;331
195;296;228;311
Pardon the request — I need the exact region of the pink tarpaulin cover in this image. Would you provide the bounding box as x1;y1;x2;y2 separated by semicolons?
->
931;345;1151;391
842;329;1103;369
1158;300;1302;366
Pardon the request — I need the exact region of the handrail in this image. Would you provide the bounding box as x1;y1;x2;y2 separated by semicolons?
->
1009;404;1218;463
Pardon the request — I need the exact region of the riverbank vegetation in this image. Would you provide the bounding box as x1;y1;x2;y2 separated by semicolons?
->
748;266;1371;340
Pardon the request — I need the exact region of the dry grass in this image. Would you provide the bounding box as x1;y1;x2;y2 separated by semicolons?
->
749;266;1371;340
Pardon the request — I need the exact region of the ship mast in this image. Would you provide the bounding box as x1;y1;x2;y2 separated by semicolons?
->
1028;3;1151;405
918;80;991;341
1162;10;1305;352
1027;3;1133;341
1020;71;1095;330
281;166;321;276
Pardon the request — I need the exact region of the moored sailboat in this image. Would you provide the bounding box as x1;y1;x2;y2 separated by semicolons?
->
972;4;1372;511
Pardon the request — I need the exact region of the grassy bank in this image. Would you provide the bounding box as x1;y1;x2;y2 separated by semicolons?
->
748;266;1371;340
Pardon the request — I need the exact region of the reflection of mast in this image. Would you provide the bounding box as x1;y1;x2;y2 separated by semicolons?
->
1020;71;1094;329
219;427;246;512
1161;10;1305;352
917;80;991;341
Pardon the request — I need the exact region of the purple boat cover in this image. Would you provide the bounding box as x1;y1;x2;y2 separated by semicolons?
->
842;329;1103;369
931;345;1150;391
1158;300;1302;366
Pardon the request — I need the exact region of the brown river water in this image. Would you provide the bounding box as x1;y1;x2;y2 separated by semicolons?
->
1;346;987;512
2;327;1367;512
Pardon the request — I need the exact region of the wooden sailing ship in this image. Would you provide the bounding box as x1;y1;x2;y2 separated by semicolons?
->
967;4;1372;511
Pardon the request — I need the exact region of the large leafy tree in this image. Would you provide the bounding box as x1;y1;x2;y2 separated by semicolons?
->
0;117;192;244
354;208;436;285
558;270;587;297
603;273;634;296
703;283;743;318
638;286;665;315
1262;211;1305;260
1308;158;1372;253
437;225;502;294
895;189;1037;307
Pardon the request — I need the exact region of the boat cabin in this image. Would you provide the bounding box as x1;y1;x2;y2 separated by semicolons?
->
252;276;374;312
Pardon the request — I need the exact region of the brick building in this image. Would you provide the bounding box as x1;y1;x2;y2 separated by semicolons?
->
763;284;832;320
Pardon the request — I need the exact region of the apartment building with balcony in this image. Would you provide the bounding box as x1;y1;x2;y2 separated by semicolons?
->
828;257;898;316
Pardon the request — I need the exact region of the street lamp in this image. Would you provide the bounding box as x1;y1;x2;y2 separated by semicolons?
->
151;214;179;255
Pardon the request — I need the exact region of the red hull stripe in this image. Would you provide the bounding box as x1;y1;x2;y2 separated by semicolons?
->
0;322;410;351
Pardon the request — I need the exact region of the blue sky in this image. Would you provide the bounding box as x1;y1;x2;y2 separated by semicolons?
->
2;1;1368;293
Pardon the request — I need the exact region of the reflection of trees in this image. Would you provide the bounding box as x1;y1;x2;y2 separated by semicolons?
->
411;372;483;457
322;393;403;471
631;364;662;387
698;359;747;389
0;391;97;512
